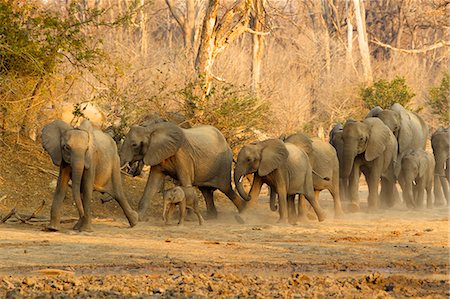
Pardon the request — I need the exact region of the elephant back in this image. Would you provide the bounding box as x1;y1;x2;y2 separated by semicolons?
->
283;133;313;156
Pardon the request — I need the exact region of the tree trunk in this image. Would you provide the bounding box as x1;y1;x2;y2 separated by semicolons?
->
353;0;373;83
250;0;265;95
140;0;148;55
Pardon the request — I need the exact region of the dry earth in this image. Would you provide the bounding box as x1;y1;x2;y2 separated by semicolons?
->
0;135;449;298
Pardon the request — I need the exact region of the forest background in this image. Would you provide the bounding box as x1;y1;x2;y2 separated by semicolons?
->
0;0;448;150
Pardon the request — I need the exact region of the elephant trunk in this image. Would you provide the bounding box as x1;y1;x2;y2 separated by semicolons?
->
342;146;357;178
70;154;86;219
402;179;416;208
434;155;446;177
269;187;278;211
234;168;251;201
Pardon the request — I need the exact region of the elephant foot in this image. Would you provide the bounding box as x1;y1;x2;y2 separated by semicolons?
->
127;211;139;228
307;212;317;221
297;214;308;222
46;225;60;232
73;219;83;231
138;211;150;222
78;223;94;232
234;214;245;224
276;217;289;225
334;209;344;219
349;203;360;213
205;210;218;220
434;199;446;207
316;211;326;222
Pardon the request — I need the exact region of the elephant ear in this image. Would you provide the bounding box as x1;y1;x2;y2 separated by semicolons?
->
396;111;413;154
171;187;185;203
78;119;95;169
143;122;184;166
258;139;289;176
41;120;72;166
363;118;389;161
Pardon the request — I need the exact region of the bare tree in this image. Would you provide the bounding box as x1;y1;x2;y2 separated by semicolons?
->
165;0;205;61
353;0;373;83
250;0;267;95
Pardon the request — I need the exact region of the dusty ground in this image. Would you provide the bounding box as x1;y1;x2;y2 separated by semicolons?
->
0;134;449;298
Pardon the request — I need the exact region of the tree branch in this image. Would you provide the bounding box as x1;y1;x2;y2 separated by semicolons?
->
165;0;186;33
371;39;450;54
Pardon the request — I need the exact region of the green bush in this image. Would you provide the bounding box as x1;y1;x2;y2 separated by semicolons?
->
360;76;415;109
180;82;270;151
427;72;449;125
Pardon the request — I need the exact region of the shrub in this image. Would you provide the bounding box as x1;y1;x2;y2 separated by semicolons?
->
427;72;449;125
360;76;415;109
180;82;270;151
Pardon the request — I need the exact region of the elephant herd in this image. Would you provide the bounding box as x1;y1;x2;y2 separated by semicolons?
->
41;103;449;232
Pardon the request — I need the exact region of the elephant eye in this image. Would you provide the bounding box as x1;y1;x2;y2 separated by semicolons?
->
132;143;139;148
63;144;70;151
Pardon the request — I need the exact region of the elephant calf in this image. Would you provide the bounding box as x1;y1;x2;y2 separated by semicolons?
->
163;186;204;225
42;119;138;232
398;149;435;209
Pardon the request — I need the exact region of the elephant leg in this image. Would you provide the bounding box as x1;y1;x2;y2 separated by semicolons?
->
348;164;361;212
415;179;425;209
287;194;297;225
276;189;288;224
111;167;138;227
48;166;71;231
199;187;217;219
366;171;380;211
138;167;165;221
221;186;246;213
426;182;434;209
178;201;187;225
304;190;326;222
78;177;94;232
193;200;204;225
329;184;344;218
380;177;395;208
297;195;308;221
248;175;264;205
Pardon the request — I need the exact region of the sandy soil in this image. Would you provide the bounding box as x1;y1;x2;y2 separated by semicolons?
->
0;135;449;298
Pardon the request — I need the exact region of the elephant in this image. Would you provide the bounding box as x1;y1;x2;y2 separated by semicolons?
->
163;186;204;225
234;138;326;224
119;122;245;220
329;122;350;202
398;149;435;209
431;127;449;205
41;120;138;232
366;103;429;175
341;117;398;211
279;133;343;218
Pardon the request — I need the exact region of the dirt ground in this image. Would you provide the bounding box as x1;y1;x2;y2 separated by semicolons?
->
0;134;449;298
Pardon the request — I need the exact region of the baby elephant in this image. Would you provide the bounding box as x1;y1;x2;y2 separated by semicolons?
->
398;149;435;209
163;186;204;225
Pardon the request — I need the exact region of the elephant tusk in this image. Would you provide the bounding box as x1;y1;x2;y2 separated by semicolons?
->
239;176;243;183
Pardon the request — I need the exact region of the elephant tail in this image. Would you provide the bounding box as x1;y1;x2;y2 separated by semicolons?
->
312;169;330;181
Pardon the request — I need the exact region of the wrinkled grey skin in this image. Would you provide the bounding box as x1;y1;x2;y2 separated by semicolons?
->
366;103;429;176
234;139;326;224
341;118;398;212
278;133;343;218
431;127;449;205
398;150;435;209
42;120;138;232
329;123;350;203
120;122;245;220
163;186;204;225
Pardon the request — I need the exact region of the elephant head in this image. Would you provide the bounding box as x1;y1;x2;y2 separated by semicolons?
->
120;122;184;167
342;118;391;178
41;119;95;218
234;139;289;201
162;186;184;222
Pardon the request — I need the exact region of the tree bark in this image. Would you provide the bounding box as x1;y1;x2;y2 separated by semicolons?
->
353;0;373;83
250;0;265;95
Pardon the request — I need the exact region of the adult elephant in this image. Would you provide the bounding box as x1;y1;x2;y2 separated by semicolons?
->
366;103;429;175
234;138;326;224
431;127;449;205
119;122;245;220
342;117;398;211
281;133;343;218
41;120;138;232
